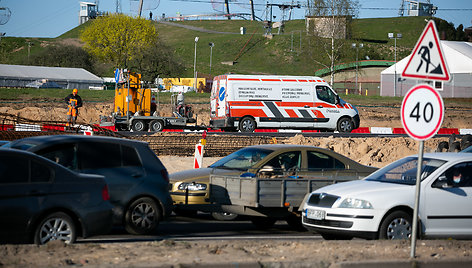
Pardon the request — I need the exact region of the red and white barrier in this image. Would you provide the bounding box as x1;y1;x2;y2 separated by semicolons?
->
193;131;207;169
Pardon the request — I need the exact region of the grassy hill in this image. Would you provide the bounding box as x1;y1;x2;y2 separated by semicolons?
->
0;16;431;77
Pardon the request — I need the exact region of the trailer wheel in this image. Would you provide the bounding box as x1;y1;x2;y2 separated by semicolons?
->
337;117;353;133
149;120;164;132
239;117;256;132
131;120;146;132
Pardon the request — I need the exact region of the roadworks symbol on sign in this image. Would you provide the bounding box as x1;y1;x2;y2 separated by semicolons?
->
402;20;450;82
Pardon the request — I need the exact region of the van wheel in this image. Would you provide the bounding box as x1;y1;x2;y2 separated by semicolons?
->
149;120;164;132
239;117;256;132
337;117;353;132
131;120;147;132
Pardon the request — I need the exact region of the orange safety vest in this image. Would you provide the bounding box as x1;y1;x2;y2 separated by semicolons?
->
67;99;78;117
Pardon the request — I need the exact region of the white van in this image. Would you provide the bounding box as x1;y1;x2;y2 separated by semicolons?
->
210;74;360;132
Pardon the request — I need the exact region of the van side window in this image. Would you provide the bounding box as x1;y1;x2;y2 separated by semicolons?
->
316;86;336;104
307;151;345;170
78;142;121;170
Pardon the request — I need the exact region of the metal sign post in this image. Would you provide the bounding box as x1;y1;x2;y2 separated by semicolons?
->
411;140;423;258
401;84;444;258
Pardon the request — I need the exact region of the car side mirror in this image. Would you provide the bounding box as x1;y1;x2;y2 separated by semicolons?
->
432;175;451;189
335;95;340;105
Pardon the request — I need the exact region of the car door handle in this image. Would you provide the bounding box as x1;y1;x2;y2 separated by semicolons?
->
304;105;310;108
317;106;323;108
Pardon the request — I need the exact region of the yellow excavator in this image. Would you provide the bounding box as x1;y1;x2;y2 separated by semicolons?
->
100;70;201;132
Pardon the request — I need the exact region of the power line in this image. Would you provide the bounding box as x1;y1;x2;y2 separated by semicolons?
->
169;0;472;12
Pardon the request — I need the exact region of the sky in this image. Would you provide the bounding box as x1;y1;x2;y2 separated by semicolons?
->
0;0;470;38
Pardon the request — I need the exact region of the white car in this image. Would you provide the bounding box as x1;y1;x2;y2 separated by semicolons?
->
301;152;472;240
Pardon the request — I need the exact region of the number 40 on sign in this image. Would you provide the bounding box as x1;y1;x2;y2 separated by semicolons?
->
401;84;444;141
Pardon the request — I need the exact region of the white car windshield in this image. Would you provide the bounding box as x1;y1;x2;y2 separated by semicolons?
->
365;157;446;185
209;148;273;170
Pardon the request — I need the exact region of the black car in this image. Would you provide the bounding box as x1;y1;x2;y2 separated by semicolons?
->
0;149;113;244
6;135;173;235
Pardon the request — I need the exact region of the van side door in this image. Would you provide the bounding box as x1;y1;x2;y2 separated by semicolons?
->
313;85;340;130
280;83;316;129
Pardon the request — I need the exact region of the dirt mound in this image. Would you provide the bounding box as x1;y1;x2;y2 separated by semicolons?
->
283;135;447;167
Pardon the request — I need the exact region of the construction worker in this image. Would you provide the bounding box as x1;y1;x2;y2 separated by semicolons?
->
65;88;83;127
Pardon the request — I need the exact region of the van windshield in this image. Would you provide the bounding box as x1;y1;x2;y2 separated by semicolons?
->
210;148;273;170
365;157;446;185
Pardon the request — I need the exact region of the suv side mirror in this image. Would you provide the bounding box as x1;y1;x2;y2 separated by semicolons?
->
335;95;340;105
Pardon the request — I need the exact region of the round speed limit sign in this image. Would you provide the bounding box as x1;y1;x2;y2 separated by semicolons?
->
401;84;444;141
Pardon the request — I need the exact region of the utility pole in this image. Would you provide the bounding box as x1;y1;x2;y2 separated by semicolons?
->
138;0;144;17
224;0;230;20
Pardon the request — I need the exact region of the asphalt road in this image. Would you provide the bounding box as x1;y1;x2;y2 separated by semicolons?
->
79;213;317;243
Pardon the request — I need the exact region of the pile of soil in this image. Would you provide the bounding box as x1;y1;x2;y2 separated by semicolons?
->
1;101;471;130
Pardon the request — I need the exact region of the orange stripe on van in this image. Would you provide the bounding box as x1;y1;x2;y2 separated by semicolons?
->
276;102;312;107
314;102;336;108
231;108;267;118
228;101;264;107
298;79;308;82
281;79;298;82
260;79;281;82
312;110;326;118
285;109;298;118
228;78;260;81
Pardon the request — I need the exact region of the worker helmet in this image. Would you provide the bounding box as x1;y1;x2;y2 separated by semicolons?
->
73;89;78;94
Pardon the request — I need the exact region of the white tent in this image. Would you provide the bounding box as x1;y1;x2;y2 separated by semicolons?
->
0;64;103;90
380;41;472;97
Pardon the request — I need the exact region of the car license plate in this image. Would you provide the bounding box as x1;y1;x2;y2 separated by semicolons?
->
306;209;325;220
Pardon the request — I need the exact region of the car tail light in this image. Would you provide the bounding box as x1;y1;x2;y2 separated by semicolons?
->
225;104;230;116
102;185;110;201
161;169;169;183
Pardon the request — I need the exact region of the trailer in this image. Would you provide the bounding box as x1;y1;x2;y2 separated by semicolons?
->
196;172;363;228
100;70;206;132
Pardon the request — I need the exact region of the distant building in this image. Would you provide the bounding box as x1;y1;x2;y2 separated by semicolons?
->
0;64;103;89
401;1;437;17
305;16;351;39
380;41;472;98
79;2;98;25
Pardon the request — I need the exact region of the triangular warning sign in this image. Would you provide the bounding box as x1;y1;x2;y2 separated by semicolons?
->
402;20;451;82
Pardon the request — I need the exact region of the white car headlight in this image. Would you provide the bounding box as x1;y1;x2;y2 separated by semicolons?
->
178;182;207;191
338;198;373;209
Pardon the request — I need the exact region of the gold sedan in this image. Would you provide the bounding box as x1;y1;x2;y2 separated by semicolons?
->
170;144;377;220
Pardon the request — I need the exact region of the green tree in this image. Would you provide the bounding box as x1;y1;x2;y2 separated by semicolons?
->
80;14;158;68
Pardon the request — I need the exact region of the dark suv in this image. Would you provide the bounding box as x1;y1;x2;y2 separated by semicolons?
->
7;135;173;235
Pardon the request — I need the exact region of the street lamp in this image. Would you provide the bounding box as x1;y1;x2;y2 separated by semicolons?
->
209;42;214;77
194;36;199;91
351;43;363;93
388;32;402;97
